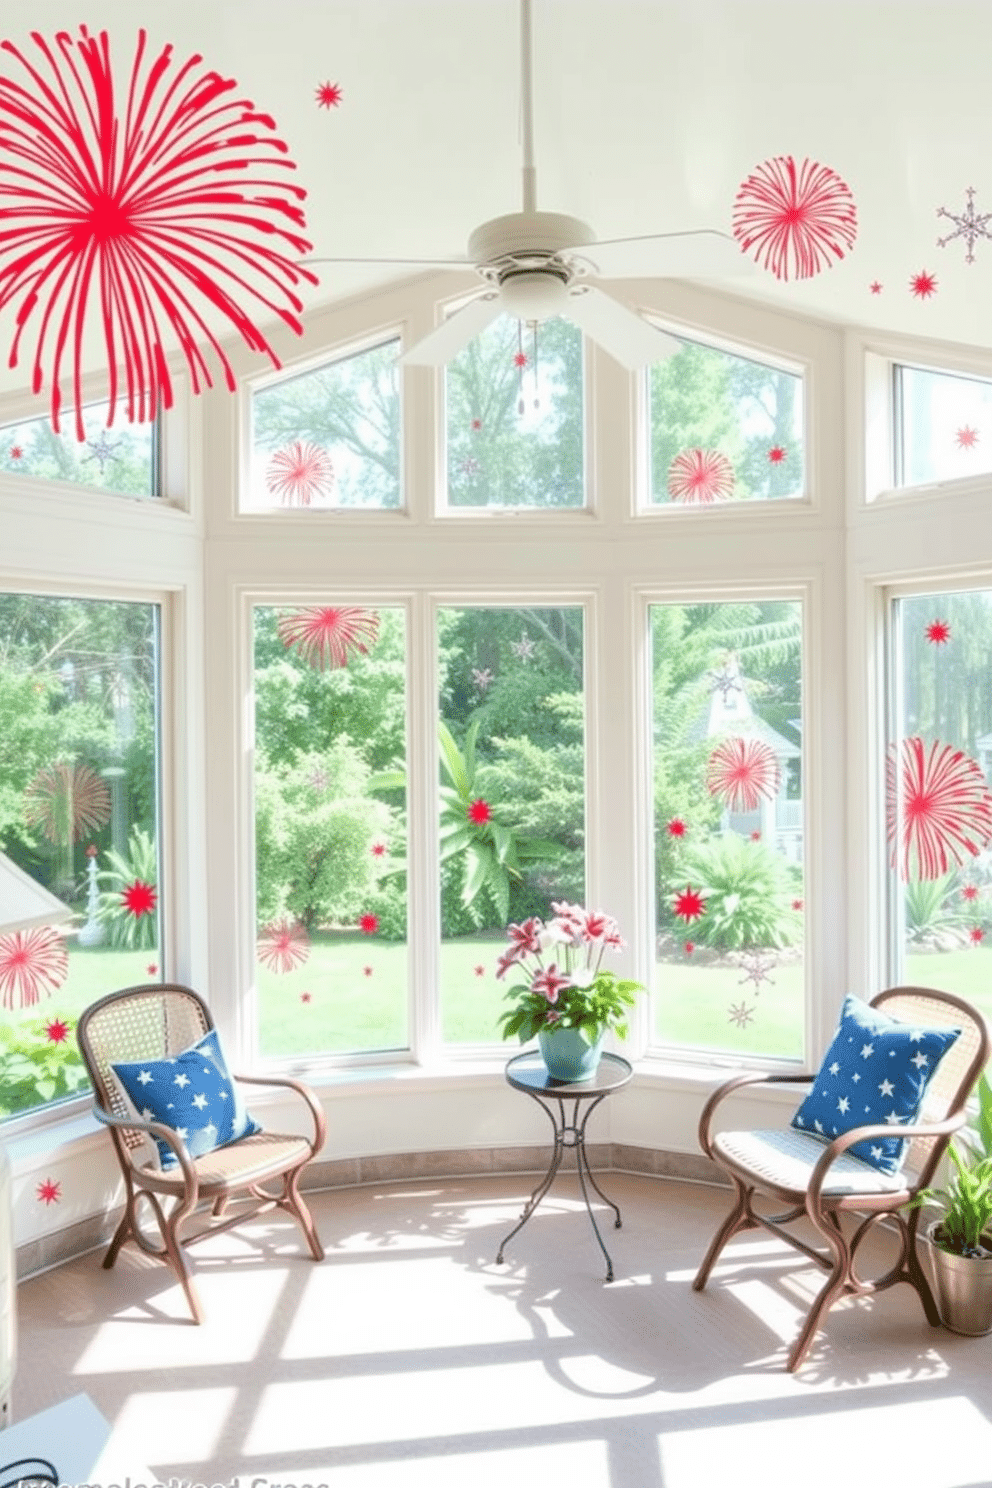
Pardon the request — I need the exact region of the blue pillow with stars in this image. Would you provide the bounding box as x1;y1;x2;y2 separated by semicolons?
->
111;1027;261;1169
791;995;961;1174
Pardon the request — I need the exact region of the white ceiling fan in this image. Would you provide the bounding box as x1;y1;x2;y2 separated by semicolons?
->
307;0;753;370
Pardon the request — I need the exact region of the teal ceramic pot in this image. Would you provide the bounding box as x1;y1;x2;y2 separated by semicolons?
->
537;1026;606;1082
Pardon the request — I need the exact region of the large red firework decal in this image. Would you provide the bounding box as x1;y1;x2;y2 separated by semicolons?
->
887;736;992;880
706;737;781;814
733;155;857;281
0;926;68;1008
0;26;317;440
24;761;111;842
277;606;381;670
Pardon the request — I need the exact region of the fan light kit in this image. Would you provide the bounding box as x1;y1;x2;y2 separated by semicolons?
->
308;0;753;370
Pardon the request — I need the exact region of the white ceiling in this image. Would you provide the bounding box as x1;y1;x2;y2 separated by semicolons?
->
5;0;992;404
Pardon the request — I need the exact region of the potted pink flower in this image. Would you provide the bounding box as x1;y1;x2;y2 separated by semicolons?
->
496;902;645;1081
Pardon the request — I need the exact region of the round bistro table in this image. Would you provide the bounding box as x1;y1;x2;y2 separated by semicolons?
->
496;1050;634;1282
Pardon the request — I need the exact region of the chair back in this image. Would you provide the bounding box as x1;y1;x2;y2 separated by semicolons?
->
77;983;212;1158
872;985;990;1188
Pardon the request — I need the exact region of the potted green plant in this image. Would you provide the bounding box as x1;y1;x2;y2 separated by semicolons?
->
496;902;646;1081
915;1071;992;1335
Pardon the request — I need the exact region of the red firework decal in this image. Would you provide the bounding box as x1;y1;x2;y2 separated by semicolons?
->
359;913;379;935
732;155;857;281
45;1017;70;1042
257;918;310;973
121;880;157;918
0;927;68;1009
265;441;335;506
0;27;317;440
25;761;111;843
673;886;706;924
36;1178;61;1205
910;270;938;299
887;736;992;880
926;619;951;645
706;737;781;813
956;426;979;448
768;445;786;463
315;81;342;109
277;606;381;670
667;448;735;504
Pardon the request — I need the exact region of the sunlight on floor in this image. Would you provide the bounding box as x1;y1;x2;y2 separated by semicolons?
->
659;1395;992;1488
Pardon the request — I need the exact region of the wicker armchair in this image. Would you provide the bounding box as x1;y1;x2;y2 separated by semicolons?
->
77;982;326;1323
693;986;990;1371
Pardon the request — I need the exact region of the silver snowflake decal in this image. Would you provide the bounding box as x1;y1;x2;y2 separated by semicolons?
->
82;431;120;473
737;951;777;990
708;658;742;702
728;1000;756;1029
937;187;992;264
511;633;536;662
472;668;493;692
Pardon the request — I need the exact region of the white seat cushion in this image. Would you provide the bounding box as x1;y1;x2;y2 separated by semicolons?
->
713;1127;908;1195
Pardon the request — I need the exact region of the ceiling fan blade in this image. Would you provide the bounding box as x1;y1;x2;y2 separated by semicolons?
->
586;229;754;281
564;287;683;370
303;255;469;268
398;294;502;366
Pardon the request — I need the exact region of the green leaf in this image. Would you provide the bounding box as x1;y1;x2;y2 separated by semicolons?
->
462;841;493;906
438;720;471;798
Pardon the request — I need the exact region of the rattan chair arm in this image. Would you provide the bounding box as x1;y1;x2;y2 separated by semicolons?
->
806;1112;965;1209
231;1072;327;1155
697;1070;816;1159
92;1104;200;1199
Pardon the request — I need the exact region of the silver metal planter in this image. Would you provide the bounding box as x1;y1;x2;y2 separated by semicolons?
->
926;1221;992;1335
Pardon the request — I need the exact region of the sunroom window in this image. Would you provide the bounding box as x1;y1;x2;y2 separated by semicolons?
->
252;602;408;1057
646;331;805;508
894;362;992;488
444;317;585;510
246;337;401;512
885;587;992;1029
650;598;805;1060
0;400;158;498
0;592;162;1119
436;604;586;1042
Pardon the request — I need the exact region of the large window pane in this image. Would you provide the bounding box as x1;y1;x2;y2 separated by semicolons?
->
253;603;407;1056
647;333;804;507
437;606;586;1041
247;338;401;511
0;402;157;498
0;594;161;1118
445;317;584;509
651;600;805;1059
887;590;992;1021
895;364;992;488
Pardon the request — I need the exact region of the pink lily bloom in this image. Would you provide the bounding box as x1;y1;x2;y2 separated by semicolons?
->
531;965;573;1004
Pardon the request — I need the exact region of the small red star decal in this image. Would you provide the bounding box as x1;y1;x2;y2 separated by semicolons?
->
300;991;312;1003
363;965;373;977
673;885;706;924
869;281;883;294
963;885;979;901
471;418;482;431
926;619;951;645
371;842;387;857
667;818;686;837
970;926;985;944
791;898;804;911
956;426;979;448
910;269;938;299
315;81;342;109
750;831;762;841
684;941;695;955
122;880;156;918
513;352;528;368
474;964;485;977
768;445;786;463
9;446;22;459
85;843;98;858
44;1018;69;1043
359;913;379;935
36;1178;60;1205
468;799;491;824
146;963;158;976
